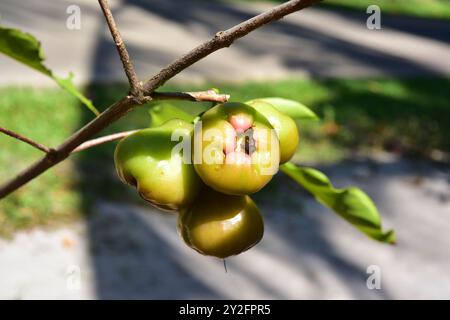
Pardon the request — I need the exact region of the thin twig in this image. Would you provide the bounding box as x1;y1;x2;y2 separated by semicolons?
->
0;0;320;199
98;0;141;97
0;126;50;153
73;89;230;153
73;130;138;153
70;90;229;152
152;90;230;103
142;0;321;94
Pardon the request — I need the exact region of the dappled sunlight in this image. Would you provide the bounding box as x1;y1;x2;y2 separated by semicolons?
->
1;0;450;301
2;0;450;86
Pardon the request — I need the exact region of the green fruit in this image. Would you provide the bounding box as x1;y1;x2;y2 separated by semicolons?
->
246;100;299;164
193;102;280;195
114;119;201;211
178;187;264;258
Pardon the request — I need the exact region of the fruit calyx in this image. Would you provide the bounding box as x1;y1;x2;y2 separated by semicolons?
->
222;113;259;165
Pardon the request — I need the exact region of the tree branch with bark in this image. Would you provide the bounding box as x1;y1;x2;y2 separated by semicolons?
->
0;127;51;153
0;0;321;199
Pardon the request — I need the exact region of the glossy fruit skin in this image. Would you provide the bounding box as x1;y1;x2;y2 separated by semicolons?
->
246;100;299;164
194;102;280;195
114;119;201;211
178;187;264;258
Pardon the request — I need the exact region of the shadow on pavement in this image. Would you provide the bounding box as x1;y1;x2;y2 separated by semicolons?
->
73;93;402;299
71;0;450;299
88;0;450;80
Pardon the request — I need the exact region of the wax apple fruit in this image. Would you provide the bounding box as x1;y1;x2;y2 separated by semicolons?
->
193;102;280;195
246;100;299;164
178;187;264;258
114;119;201;211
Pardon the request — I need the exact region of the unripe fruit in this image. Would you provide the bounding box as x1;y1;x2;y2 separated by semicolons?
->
114;119;201;211
194;102;280;195
178;187;264;258
246;100;299;164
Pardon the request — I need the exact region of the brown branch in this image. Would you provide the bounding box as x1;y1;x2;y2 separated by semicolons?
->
73;130;138;153
142;0;321;94
0;97;135;198
73;88;231;152
0;0;320;199
70;89;230;152
152;90;230;103
98;0;141;97
0;126;50;153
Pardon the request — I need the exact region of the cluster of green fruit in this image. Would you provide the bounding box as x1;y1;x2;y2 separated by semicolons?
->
114;100;299;258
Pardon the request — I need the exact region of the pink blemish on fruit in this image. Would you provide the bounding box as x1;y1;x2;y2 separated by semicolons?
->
229;114;253;133
223;127;237;154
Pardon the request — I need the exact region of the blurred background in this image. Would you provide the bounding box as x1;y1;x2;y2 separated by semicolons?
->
0;0;449;299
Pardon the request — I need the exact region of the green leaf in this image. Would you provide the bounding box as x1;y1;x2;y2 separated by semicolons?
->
247;97;318;120
54;74;99;116
0;26;51;75
148;103;195;127
0;25;99;116
280;162;395;244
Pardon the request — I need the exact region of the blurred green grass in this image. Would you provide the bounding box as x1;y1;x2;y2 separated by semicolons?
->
322;0;450;20
0;88;83;236
1;77;449;235
224;0;450;20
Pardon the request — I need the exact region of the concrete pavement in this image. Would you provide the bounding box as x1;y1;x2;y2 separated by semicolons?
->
1;1;450;300
1;155;449;299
